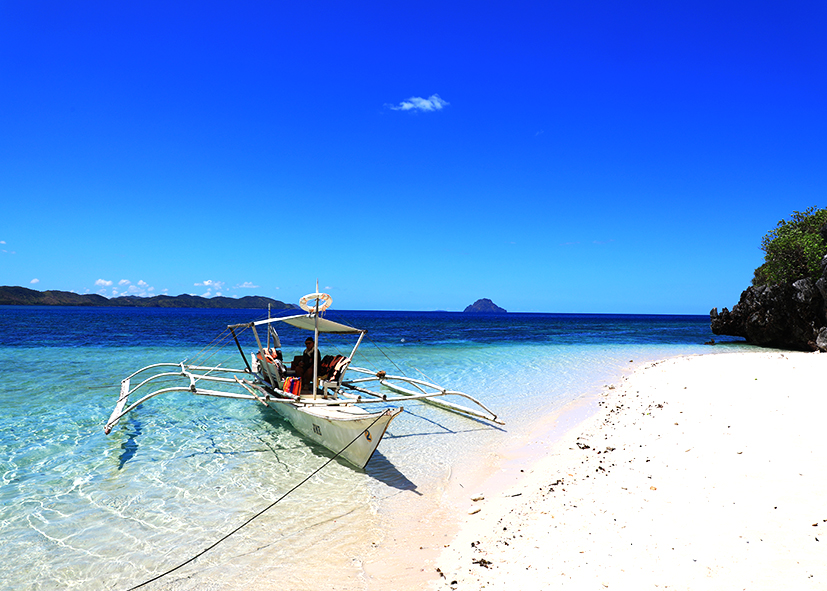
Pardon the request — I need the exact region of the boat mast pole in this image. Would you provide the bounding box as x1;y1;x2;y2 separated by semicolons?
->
266;304;271;349
313;280;320;400
229;326;253;373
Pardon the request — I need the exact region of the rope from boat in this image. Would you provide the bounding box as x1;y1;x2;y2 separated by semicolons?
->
125;412;388;591
326;313;443;399
187;325;244;370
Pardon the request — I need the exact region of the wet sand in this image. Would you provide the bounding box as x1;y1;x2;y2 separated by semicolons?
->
420;351;827;590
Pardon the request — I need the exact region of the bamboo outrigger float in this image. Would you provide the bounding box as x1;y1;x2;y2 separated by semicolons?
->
104;290;503;469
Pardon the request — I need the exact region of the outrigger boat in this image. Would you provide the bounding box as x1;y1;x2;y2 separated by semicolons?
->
104;291;503;469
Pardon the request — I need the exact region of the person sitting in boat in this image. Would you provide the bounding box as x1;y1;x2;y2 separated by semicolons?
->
267;348;285;374
291;337;321;390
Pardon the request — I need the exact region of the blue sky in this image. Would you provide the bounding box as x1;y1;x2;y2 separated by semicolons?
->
1;2;825;313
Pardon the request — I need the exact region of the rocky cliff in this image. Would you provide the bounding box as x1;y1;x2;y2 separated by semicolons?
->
710;255;827;351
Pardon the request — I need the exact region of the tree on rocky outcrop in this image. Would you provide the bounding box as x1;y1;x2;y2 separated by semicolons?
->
711;207;827;351
753;206;827;287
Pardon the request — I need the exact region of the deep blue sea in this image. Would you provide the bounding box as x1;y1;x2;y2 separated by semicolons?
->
0;306;743;590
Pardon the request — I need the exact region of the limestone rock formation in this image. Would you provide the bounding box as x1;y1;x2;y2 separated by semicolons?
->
710;255;827;351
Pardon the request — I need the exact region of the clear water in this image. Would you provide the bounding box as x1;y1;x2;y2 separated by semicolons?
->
0;306;745;590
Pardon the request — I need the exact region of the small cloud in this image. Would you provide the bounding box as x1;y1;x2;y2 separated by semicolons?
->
95;279;113;287
195;280;224;290
30;278;39;284
111;279;154;297
388;94;449;112
236;281;260;289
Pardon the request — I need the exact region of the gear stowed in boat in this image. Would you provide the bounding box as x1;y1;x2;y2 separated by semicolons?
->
103;291;503;469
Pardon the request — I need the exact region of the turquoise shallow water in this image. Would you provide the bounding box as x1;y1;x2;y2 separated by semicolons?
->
0;307;740;590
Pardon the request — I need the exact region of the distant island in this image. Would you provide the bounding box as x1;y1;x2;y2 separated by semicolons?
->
464;298;507;313
0;286;297;310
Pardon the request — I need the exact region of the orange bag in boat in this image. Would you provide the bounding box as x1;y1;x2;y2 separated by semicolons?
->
283;377;301;396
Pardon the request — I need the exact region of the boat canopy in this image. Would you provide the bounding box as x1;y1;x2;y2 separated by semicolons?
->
251;314;363;334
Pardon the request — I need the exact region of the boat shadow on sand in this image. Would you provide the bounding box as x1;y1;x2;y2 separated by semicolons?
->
256;404;505;492
113;405;501;494
256;408;420;492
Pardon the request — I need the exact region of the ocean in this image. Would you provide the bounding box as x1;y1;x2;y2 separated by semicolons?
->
0;306;741;590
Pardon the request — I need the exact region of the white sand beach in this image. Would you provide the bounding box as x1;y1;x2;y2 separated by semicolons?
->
406;351;827;590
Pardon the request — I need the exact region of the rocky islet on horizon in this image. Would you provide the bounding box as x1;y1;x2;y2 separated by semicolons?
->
464;298;507;314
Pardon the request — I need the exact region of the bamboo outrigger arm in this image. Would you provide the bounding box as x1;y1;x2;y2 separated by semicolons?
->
105;358;504;436
342;367;504;425
104;385;258;434
104;362;253;434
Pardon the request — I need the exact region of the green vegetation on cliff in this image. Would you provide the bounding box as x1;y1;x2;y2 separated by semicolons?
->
752;206;827;287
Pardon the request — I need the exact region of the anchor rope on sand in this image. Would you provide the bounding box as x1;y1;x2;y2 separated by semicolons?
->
126;413;387;591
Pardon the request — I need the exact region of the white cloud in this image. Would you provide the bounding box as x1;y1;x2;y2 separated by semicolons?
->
195;280;225;290
95;279;113;287
30;278;39;284
0;240;5;244
388;94;449;112
112;279;153;297
236;281;260;289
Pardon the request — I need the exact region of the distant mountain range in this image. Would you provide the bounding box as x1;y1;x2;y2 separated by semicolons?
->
0;286;297;310
464;298;507;313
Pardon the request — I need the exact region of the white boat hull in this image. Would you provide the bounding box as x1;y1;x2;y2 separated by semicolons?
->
265;399;402;469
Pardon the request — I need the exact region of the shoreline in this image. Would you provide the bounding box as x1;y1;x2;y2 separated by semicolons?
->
385;350;827;590
361;362;615;589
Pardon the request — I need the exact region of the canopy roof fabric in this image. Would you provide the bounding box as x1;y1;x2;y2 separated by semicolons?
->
253;314;363;334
